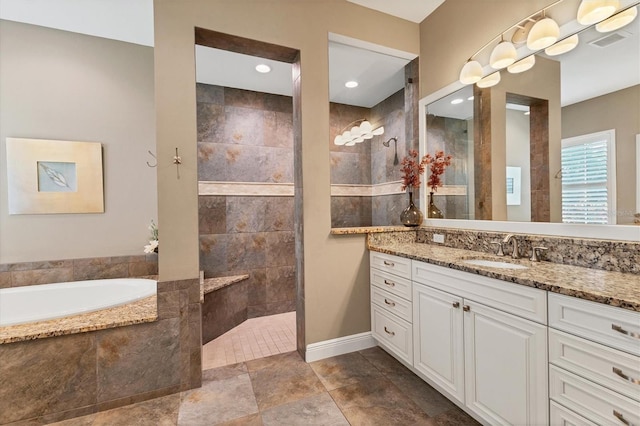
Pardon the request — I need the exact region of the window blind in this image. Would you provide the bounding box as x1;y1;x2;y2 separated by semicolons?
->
561;139;609;224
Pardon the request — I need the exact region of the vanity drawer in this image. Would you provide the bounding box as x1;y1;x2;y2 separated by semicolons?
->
550;366;640;426
371;304;413;365
371;268;412;301
371;285;412;323
550;401;598;426
550;329;640;401
370;252;411;280
549;293;640;356
412;260;547;324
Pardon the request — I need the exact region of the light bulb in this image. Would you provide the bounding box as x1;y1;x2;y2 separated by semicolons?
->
508;55;536;73
372;126;385;136
577;0;619;25
359;120;372;133
596;6;637;32
490;41;517;69
527;17;560;50
476;72;501;88
545;34;579;56
351;126;362;137
459;60;483;84
334;135;344;145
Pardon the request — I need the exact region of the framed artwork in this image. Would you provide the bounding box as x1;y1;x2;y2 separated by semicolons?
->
6;138;104;214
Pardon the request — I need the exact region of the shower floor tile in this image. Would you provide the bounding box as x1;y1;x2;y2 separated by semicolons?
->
202;311;296;370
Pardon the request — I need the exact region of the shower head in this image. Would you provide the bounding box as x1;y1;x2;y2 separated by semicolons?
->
383;137;397;147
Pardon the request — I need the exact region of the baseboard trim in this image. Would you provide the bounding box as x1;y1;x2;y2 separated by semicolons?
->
305;332;376;363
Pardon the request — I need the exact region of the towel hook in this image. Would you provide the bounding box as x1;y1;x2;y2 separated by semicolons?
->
146;151;157;168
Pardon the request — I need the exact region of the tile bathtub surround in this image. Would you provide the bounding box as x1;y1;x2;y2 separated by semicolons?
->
0;278;201;425
48;347;478;425
0;254;158;289
415;227;640;274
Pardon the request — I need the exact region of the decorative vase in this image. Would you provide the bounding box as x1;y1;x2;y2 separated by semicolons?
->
428;191;443;218
400;188;423;227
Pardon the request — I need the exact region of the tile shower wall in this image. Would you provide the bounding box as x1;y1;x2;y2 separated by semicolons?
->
426;114;471;219
196;84;295;319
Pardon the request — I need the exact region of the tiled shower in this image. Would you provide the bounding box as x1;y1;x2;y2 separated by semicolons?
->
196;83;295;340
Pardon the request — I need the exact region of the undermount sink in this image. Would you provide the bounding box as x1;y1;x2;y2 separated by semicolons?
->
462;259;528;270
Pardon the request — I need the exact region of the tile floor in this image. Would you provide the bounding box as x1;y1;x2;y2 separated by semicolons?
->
202;312;297;370
51;347;480;425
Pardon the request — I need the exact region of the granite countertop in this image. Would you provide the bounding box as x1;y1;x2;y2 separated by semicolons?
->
0;294;158;344
200;274;250;302
368;240;640;312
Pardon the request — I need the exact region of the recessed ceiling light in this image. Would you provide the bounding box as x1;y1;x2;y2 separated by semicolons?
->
255;64;271;73
451;98;464;105
467;96;474;101
345;81;359;88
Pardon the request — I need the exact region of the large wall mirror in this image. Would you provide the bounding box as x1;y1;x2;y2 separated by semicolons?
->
421;1;639;236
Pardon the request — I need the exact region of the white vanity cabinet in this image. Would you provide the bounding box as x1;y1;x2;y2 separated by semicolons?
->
412;261;549;426
548;293;640;426
370;252;413;365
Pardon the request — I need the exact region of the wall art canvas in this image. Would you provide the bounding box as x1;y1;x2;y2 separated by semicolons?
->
6;138;104;214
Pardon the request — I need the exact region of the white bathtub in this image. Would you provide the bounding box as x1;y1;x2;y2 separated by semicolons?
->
0;278;157;326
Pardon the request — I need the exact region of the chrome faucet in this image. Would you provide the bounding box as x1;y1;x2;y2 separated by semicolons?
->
502;234;520;259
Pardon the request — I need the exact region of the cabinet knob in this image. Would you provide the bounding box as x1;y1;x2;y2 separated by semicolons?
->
384;326;395;336
463;305;470;312
452;302;460;308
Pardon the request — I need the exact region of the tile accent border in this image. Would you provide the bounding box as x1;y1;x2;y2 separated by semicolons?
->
198;181;294;197
305;331;376;363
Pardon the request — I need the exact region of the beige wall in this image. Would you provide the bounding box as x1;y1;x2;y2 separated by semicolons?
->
0;21;157;263
562;85;640;224
153;0;419;345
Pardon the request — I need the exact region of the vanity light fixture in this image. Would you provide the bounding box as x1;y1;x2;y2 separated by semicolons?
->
476;71;501;88
345;80;359;88
596;5;638;32
545;34;580;56
255;64;271;73
334;119;384;146
577;0;619;25
459;60;483;84
507;55;536;73
489;37;518;69
527;13;560;50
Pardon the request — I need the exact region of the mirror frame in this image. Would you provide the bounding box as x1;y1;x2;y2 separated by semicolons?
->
419;81;640;242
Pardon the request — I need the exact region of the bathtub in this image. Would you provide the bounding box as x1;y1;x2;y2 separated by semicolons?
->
0;278;157;326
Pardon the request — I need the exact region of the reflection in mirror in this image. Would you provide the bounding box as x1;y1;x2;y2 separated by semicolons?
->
425;10;639;225
328;35;418;228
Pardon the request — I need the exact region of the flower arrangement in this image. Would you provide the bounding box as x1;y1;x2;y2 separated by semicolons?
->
426;150;453;193
143;220;159;254
400;149;430;191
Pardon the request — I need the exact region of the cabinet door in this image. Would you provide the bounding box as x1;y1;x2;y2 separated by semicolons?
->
413;283;465;403
464;301;548;426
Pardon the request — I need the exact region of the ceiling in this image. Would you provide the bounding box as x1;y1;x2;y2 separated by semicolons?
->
1;0;638;109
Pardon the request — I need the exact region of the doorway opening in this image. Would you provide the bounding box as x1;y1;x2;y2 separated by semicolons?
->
194;28;303;368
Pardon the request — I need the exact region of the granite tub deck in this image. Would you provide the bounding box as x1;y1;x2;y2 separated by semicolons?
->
200;274;250;303
0;294;158;344
368;237;640;312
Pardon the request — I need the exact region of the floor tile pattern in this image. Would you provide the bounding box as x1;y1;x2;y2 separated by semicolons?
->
202;312;296;370
50;347;479;426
